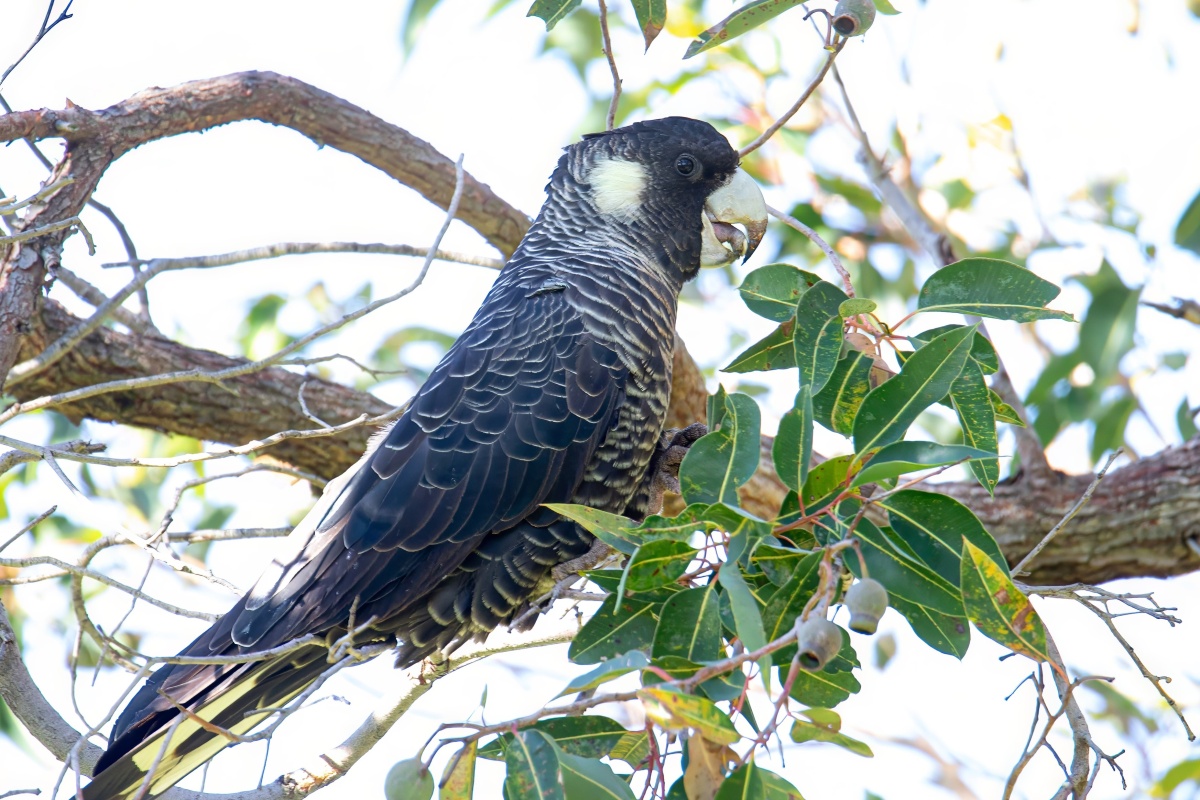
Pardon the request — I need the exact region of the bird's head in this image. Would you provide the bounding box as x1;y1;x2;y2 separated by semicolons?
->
544;117;768;280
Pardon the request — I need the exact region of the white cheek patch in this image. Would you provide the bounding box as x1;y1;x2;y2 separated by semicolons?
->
588;157;648;219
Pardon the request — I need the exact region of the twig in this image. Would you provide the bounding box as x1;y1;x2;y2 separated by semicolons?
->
0;0;76;87
0;505;57;554
767;204;853;296
50;264;152;333
739;40;845;158
0;214;94;252
1011;449;1121;577
1044;631;1092;797
0;412;394;469
0;438;106;477
101;240;503;272
0;554;219;619
597;0;622;130
1075;597;1195;741
0;176;75;216
297;381;332;428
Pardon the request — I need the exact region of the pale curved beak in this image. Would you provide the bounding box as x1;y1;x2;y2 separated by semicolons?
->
700;168;768;267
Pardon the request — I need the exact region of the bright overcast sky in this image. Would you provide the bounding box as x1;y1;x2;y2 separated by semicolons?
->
2;0;1199;798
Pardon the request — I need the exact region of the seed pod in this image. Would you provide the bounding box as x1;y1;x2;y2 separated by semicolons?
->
832;0;876;36
845;578;889;634
384;757;434;800
795;616;844;670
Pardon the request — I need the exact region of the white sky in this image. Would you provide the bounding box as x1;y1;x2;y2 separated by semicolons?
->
2;0;1199;798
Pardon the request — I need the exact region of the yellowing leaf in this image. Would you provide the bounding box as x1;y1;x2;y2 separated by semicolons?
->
638;687;741;745
960;541;1048;662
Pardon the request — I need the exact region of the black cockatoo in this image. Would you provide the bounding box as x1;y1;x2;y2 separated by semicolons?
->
83;117;767;799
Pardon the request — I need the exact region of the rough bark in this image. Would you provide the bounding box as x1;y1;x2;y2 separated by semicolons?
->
16;300;392;478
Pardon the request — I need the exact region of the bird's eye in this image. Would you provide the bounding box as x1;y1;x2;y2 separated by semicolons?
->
675;155;696;176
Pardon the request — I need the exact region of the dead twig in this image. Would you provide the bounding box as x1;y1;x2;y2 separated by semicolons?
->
1011;449;1121;577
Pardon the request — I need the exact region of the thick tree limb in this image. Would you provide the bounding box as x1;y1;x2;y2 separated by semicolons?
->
0;71;530;390
13;300;1200;585
15;300;391;479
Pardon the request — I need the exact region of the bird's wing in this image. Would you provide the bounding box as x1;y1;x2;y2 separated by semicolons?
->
226;279;627;650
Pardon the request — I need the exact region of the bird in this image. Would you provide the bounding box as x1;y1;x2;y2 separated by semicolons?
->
83;116;767;800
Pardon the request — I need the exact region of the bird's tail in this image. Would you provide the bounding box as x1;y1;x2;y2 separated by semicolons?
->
83;642;331;800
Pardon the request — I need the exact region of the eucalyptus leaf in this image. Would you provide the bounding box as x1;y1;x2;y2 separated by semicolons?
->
917;258;1073;321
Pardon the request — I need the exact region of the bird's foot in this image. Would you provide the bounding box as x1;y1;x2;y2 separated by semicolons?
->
551;536;613;584
653;422;708;498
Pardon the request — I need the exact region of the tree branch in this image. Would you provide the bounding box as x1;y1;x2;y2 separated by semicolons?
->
0;71;531;390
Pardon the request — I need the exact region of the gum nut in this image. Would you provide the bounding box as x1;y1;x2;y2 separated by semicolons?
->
384;757;434;800
845;578;889;634
795;617;844;670
832;0;876;35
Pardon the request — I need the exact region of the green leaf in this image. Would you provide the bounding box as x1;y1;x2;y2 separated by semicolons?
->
1076;261;1141;381
960;541;1048;662
556;651;651;699
801;455;854;513
872;0;901;13
479;716;631;762
1153;758;1200;797
839;298;877;317
608;732;650;768
851;442;997;487
789;720;873;757
714;760;765;799
786;665;861;709
760;769;806;800
560;753;637;800
909;324;999;375
773;387;814;491
812;350;874;436
879;490;1007;586
630;0;666;50
545;504;638;555
725;321;797;373
527;0;582;30
793;281;849;394
569;596;659;665
751;544;811;586
679;393;761;505
440;742;477;800
738;264;821;322
1091;392;1135;462
625;540;696;592
653;586;722;662
949;360;1000;492
719;564;771;686
1178;399;1199;441
638;687;741;744
1174;189;1200;255
847;519;964;617
888;595;970;658
504;729;565;800
400;0;443;55
684;0;805;58
852;325;978;458
916;258;1073;321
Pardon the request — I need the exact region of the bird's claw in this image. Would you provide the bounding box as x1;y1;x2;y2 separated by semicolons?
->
652;421;708;499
